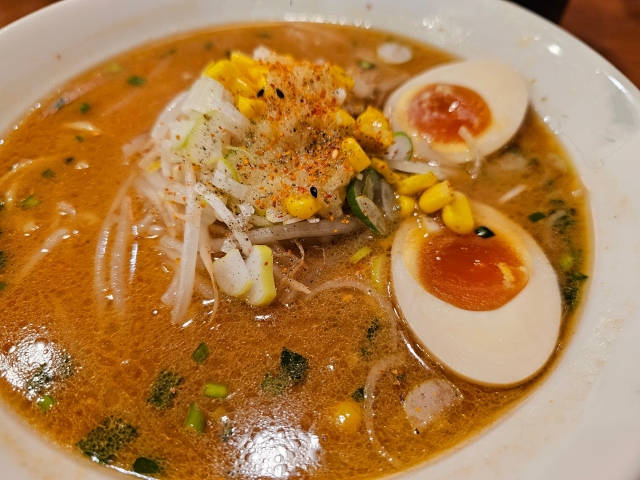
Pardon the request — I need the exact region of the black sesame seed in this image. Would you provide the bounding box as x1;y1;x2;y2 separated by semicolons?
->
276;89;284;99
310;186;318;198
474;226;495;238
257;88;264;98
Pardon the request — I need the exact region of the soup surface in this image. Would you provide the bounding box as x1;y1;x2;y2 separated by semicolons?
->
0;23;588;479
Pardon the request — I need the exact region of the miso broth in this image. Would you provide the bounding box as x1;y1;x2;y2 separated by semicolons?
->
0;23;588;479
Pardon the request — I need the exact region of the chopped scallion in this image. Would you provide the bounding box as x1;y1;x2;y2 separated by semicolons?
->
79;102;91;114
0;251;6;269
76;135;84;143
559;254;574;270
42;168;56;179
358;59;376;69
106;62;123;74
527;211;546;223
203;382;229;399
571;271;588;281
192;342;209;365
0;282;7;292
128;75;146;87
37;394;55;412
20;195;40;210
183;403;206;433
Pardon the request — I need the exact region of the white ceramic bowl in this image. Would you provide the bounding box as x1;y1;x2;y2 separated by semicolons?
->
1;1;640;479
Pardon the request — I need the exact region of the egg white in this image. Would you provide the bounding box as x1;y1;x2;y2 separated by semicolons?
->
391;201;562;387
384;60;529;165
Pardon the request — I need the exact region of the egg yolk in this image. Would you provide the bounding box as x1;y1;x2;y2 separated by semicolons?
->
417;230;527;311
407;84;492;144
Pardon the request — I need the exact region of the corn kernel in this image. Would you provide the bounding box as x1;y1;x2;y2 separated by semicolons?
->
342;138;371;173
230;77;256;98
442;191;474;234
329;65;355;91
236;96;266;120
284;194;322;219
331;400;362;434
230;51;256;76
398;195;416;218
418;181;454;214
395;172;438;196
354;106;394;151
371;158;401;185
248;65;270;89
334;109;356;131
204;60;240;90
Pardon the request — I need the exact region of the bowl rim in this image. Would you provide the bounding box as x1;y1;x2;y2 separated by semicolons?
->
1;1;640;479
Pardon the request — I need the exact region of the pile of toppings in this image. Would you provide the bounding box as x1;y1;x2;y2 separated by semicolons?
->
141;49;527;317
143;48;423;315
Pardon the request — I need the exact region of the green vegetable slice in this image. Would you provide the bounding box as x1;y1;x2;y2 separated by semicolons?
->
385;132;414;161
184;403;206;433
203;382;229;399
37;394;55;413
192;342;209;365
347;182;388;236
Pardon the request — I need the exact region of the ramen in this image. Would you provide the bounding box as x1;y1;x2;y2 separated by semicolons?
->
0;23;588;479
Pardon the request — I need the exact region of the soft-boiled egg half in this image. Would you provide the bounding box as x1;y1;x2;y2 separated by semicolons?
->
391;201;561;387
384;60;529;164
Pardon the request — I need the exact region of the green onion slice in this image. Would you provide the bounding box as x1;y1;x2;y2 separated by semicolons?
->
192;342;209;365
184;403;206;433
203;382;229;399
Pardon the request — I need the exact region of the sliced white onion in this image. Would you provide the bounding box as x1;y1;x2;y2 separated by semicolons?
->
352;76;373;98
57;201;76;216
499;184;527;204
205;100;250;139
377;42;413;64
169;118;197;150
386;160;444;179
151;91;187;142
122;134;151;158
181;76;226;115
212;167;249;200
194;182;252;256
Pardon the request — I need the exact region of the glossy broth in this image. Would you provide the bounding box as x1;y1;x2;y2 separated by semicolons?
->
0;23;588;479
